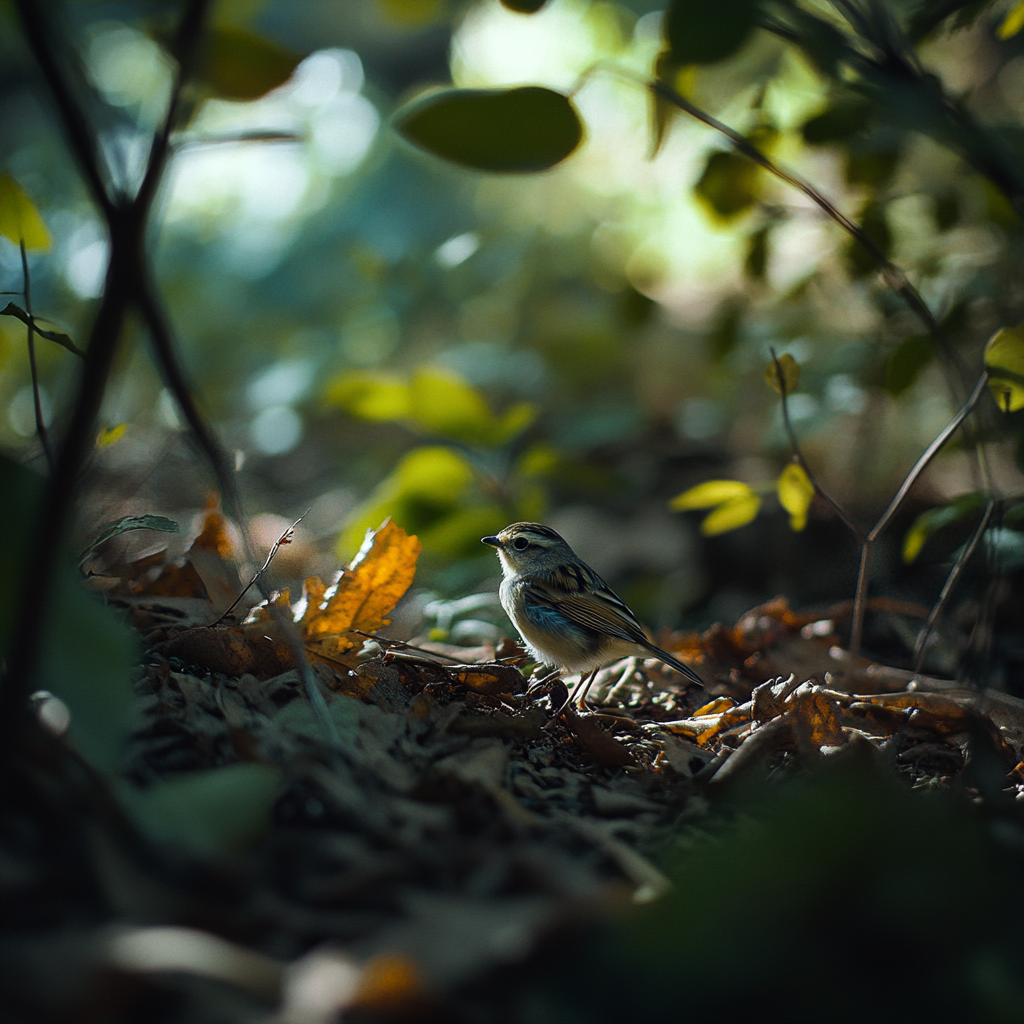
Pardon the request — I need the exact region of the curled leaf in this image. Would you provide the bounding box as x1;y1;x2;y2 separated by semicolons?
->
670;479;754;511
777;463;815;532
765;353;800;395
984;326;1024;413
0;303;84;357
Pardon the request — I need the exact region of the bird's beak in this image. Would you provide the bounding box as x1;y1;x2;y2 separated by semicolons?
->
481;535;501;549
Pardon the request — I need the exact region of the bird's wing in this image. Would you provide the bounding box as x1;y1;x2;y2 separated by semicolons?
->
527;567;649;646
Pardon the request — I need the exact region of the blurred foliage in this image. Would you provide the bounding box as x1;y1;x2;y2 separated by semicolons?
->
533;753;1024;1024
0;0;1023;655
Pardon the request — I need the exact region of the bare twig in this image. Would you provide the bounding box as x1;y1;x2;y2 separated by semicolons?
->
207;510;310;628
770;348;862;540
20;241;54;472
912;500;995;672
850;371;989;654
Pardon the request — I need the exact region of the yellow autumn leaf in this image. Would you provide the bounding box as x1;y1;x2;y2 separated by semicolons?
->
303;519;421;656
984;325;1024;413
0;174;51;250
777;462;815;531
998;1;1024;39
701;493;761;536
765;353;800;395
670;479;754;511
96;423;127;448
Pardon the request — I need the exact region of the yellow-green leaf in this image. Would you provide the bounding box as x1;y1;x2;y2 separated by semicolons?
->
0;174;51;250
701;494;761;536
409;369;493;441
984;325;1024;413
777;462;815;531
670;479;754;511
998;1;1024;39
765;353;800;395
97;423;127;448
324;371;411;421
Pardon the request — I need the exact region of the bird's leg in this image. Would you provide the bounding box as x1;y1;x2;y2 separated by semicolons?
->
552;668;598;717
575;667;601;711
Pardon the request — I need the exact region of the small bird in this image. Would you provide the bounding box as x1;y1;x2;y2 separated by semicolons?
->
482;522;704;708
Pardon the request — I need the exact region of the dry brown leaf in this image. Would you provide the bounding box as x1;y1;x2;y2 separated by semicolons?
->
303;520;422;653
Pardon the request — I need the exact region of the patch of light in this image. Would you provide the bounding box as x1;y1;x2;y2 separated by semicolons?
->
169;144;311;223
290;49;364;106
826;373;868;415
452;0;613;90
65;221;109;299
309;94;379;172
787;393;819;421
85;22;173;124
251;404;303;455
247;358;316;410
434;232;479;268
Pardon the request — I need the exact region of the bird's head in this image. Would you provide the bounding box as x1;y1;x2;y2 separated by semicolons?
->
481;522;575;576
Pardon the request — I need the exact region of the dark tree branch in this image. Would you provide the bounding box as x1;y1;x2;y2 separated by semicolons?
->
20;241;54;472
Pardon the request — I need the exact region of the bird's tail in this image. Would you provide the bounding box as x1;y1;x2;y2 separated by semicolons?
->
646;643;705;686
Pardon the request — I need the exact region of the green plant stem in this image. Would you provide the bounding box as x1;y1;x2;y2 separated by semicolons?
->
20;241;54;472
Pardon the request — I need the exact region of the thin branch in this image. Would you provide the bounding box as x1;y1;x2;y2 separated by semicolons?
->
20;241;54;472
207;511;309;628
866;372;989;547
912;500;995;672
849;370;989;654
770;348;862;540
649;79;945;340
13;2;113;216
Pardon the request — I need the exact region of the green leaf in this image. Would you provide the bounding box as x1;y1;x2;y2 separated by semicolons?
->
902;493;986;563
801;99;873;145
0;457;137;773
984;325;1024;413
393;87;584;173
846;201;891;278
665;0;760;65
123;763;281;857
0;174;50;250
766;353;800;395
1;303;85;357
885;334;933;397
694;151;760;221
198;27;301;101
80;515;179;568
500;0;549;11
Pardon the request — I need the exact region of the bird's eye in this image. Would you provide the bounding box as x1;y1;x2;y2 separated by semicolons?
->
512;536;529;550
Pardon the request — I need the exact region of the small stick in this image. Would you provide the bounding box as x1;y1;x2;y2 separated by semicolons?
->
206;510;309;628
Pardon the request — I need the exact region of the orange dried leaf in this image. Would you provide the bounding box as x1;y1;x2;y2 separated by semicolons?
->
193;510;234;558
303;520;422;649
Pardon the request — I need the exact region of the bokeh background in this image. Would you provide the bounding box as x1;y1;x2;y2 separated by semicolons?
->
2;0;1023;685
